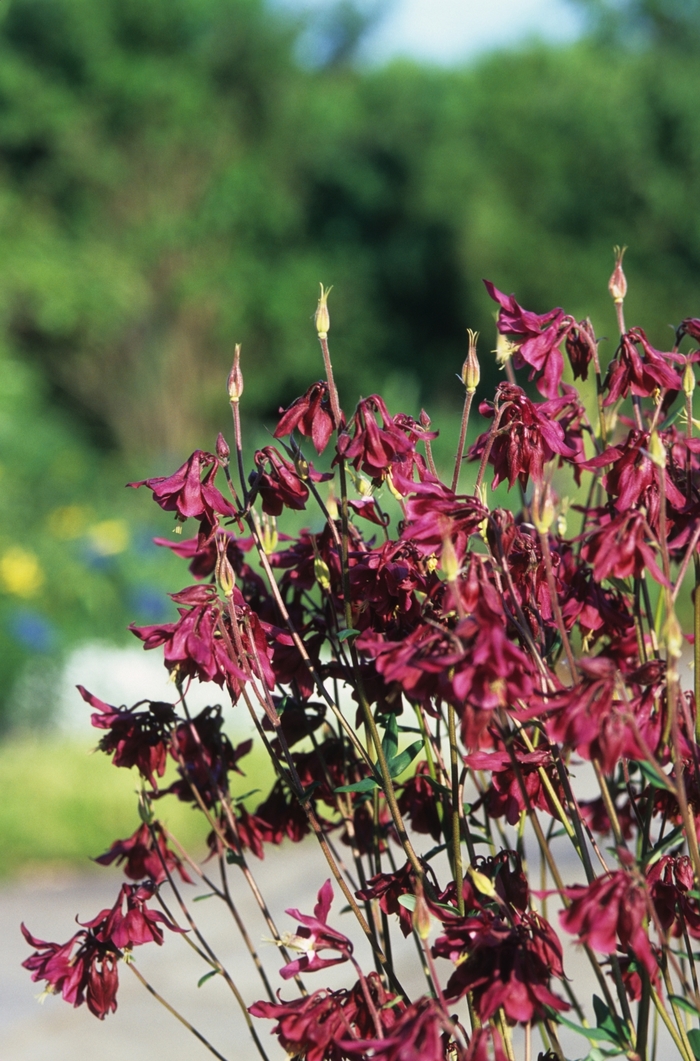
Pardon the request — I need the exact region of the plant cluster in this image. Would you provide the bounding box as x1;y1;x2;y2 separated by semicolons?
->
22;260;700;1060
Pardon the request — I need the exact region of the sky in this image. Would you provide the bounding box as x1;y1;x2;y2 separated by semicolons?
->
274;0;585;65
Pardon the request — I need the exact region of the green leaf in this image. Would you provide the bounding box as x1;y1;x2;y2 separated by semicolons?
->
386;740;423;779
337;628;360;642
645;824;685;866
193;892;217;902
381;713;399;762
335;777;379;794
634;759;672;790
687;1028;700;1060
397;894;417;911
424;775;452;798
197;970;218;988
669;994;700;1017
225;851;245;866
592;995;620;1040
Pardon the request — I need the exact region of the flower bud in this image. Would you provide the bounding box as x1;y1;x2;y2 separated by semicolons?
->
683;362;696;397
664;609;683;661
468;864;496;898
314;555;331;592
441;536;460;582
228;344;244;403
648;430;666;469
294;452;309;481
461;329;480;393
216;432;230;463
315;283;332;338
412;891;432;941
532;485;555;535
261;514;278;555
217;553;235;598
608;245;627;304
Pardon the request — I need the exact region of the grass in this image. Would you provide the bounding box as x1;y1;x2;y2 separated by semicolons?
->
0;734;276;879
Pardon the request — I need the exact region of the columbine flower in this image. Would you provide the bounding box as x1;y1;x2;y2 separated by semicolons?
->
129;450;236;539
468;383;578;490
603;328;682;406
279;880;353;979
21;925;120;1020
274;381;336;454
484;280;574;397
94;822;192;884
81;882;182;950
560;871;658;982
433;909;568;1024
80;686;176;789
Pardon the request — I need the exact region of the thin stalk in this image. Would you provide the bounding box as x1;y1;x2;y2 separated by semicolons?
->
448;703;465;914
128;961;260;1061
651;984;695;1061
537;528;578;682
451;389;475;494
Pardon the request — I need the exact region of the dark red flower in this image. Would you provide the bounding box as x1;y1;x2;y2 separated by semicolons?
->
94;822;192;884
337;395;433;490
560;871;658;981
397;761;448;842
468;383;578;490
676;317;700;345
484;280;573;398
130;584;273;693
81;882;182;950
153;529;257;584
22;924;119;1019
80;685;176;789
603;329;682;406
279;880;353;979
129;450;236;538
580;509;667;587
400;480;487;561
164;706;253;807
274;381;335;454
252;446;331;516
647;855;700;938
565;318;598;381
433;909;568;1023
465;737;562;826
250;973;403;1061
340;996;460;1061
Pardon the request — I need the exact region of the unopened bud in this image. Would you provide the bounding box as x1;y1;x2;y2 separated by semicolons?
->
664;610;683;661
315;283;332;338
326;487;339;521
608;246;627;304
648;430;666;469
533;485;555;534
314;555;331;591
412;892;432;941
294;452;309;481
228;344;244;403
216;554;235;598
683;362;696;397
468;864;496;898
261;514;278;555
216;432;230;463
461;329;481;393
441;536;460;583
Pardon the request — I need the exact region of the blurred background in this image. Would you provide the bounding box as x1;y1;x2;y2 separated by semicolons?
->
2;0;700;872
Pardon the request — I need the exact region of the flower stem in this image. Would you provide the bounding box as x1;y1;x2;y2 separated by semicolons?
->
451;390;474;494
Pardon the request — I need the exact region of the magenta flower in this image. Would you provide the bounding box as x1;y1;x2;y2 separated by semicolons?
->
604;328;682;405
22;925;120;1020
561;871;658;982
468;383;578;490
337;395;433;489
274;381;336;454
251;973;403;1061
81;882;182;950
279;879;353;979
340;996;459;1061
484;280;573;397
580;509;668;586
129;450;236;538
433;909;568;1024
400;479;487;560
94;822;193;884
80;685;176;789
